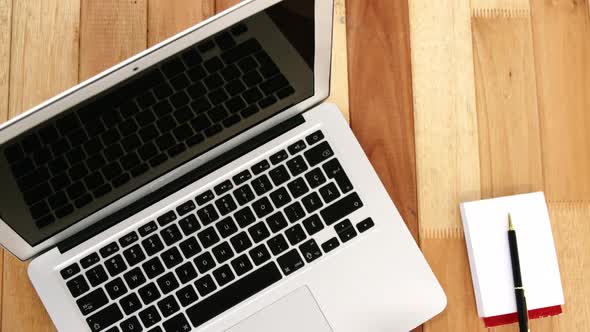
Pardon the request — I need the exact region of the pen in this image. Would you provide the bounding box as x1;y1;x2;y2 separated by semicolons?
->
508;213;529;332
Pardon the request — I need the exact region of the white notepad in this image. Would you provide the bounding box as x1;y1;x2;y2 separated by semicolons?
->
460;192;564;327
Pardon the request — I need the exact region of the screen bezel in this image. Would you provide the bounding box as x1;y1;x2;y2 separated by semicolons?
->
0;0;333;260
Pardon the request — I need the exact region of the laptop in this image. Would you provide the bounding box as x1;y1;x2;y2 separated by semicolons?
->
0;1;446;331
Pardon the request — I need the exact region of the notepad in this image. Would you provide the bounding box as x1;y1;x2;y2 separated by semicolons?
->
460;192;564;327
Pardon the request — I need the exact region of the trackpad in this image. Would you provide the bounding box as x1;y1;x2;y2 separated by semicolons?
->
226;286;333;332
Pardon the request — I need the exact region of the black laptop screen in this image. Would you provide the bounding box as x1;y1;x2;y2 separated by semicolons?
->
0;0;315;246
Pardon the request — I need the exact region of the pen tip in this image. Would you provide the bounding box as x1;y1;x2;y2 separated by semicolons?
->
508;213;514;231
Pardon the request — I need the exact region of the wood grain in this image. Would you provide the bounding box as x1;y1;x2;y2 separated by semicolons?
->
215;0;239;13
148;0;215;47
347;0;419;241
3;1;80;330
472;14;544;199
531;0;590;202
470;0;530;12
0;0;10;122
409;0;481;235
326;0;350;122
79;0;147;81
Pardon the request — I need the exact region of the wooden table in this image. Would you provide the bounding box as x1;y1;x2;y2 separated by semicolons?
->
0;0;589;331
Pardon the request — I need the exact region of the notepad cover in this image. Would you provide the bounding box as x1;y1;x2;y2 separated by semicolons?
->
460;192;564;327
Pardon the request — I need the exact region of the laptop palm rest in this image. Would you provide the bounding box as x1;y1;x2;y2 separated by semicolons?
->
226;286;333;332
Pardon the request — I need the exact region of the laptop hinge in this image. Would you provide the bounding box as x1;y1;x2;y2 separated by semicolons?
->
57;114;305;254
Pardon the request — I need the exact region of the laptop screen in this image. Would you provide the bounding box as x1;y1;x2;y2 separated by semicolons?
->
0;0;315;246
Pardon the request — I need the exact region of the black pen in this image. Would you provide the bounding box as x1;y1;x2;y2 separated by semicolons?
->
508;213;529;332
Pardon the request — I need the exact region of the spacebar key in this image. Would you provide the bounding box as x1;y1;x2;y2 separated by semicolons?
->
320;193;364;225
186;262;282;328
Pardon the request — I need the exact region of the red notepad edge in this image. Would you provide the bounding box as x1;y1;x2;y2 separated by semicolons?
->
483;305;563;327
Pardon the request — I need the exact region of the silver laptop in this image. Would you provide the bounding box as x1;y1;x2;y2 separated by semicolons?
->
0;1;446;331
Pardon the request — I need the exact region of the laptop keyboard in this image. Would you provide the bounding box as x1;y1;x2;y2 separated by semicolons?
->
2;22;295;230
59;130;375;332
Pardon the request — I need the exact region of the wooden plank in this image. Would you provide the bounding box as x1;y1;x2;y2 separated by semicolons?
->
472;12;544;199
470;0;529;12
79;0;148;81
0;0;11;326
347;0;419;240
326;0;350;122
215;0;239;13
530;0;590;202
148;0;215;47
2;1;80;331
409;0;481;236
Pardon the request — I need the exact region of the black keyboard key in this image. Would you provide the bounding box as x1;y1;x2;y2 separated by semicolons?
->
143;257;166;279
225;79;246;96
233;184;255;206
61;263;81;280
67;275;90;298
123;245;146;267
105;277;128;300
212;242;234;263
287;156;308;177
287;177;309;198
119;293;142;315
305;168;326;189
249;244;271;266
204;56;224;73
102;162;122;181
225;96;246;114
248;222;270;243
216;216;238;238
176;201;195;217
268;165;290;186
24;183;52;205
81;253;101;269
85;172;105;190
161;224;183;246
161;58;185;79
86;303;123;332
139;306;162;329
138;282;161;305
305;130;324;146
232;170;251;186
171;73;191;90
186;134;205;147
142;234;165;256
195;190;214;205
302;214;324;236
190;114;212;132
285;224;307;246
194;252;216;274
252;196;273;218
321;237;340;253
304;141;334;167
120;316;143;332
4;143;24;163
269;150;288;165
277;249;304;276
139;221;158;237
269;187;291;209
251;160;270;175
55;203;74;218
194;274;217;297
213;264;235;287
119;231;139;248
157;272;180;294
104;144;124;161
35;214;55;228
337;223;358;243
215;194;237;216
319;182;340;204
234;206;256;228
175;262;198;284
100;242;120;258
301;192;323;213
48;191;68;210
230;231;252;254
266;212;288;233
320;193;363;226
86;265;109;287
214;179;233;195
284;201;305;223
357;217;375;233
186;262;281;329
323;159;353;193
260;74;289;95
197;226;220;249
149;153;168;167
163;313;191;332
267;233;289;256
258;95;276;109
178;236;202;259
215;32;236;51
161;247;183;269
178;214;201;236
130;163;149;177
176;285;199;308
231;254;253;276
156;133;176;151
299;239;322;263
105;255;128;277
196;204;219;226
251;174;272;196
124;267;147;290
187;63;207;82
